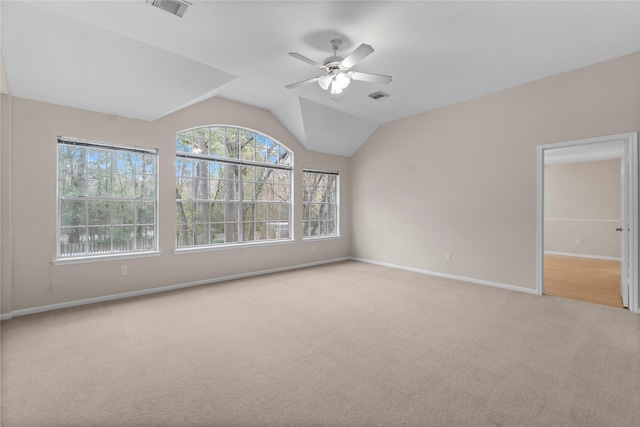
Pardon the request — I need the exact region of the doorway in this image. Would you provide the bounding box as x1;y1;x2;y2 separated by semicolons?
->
537;133;638;313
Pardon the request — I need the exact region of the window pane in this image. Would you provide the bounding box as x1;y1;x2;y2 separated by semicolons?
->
224;222;238;243
255;135;267;162
225;128;239;159
192;201;209;223
86;226;112;254
60;199;86;226
194;224;208;246
88;200;110;225
279;146;291;166
243;203;256;222
176;158;194;177
137;226;155;250
58;145;87;198
211;224;225;243
58;145;85;170
209;127;225;157
224;203;238;222
177;177;194;200
266;140;279;164
176;201;193;225
137;202;155;225
60;227;86;255
113;174;134;198
243;182;256;201
176;223;193;247
243;221;255;241
113;201;135;224
241;131;255;161
279;204;290;221
176;131;193;153
112;226;133;252
221;180;238;201
256;222;267;240
210;202;225;222
193;178;209;200
136;174;155;199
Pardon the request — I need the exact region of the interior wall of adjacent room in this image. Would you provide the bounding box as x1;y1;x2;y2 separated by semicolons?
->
350;52;640;294
544;159;621;258
2;96;350;314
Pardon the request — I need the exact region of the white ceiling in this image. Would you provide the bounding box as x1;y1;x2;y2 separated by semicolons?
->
2;1;639;156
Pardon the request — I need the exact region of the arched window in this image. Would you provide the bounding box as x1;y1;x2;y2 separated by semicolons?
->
175;126;293;248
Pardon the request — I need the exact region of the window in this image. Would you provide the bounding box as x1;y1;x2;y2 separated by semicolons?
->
175;126;292;248
57;137;158;258
303;170;339;238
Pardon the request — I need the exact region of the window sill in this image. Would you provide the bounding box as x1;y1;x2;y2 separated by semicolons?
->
52;251;161;266
174;239;295;254
302;235;341;242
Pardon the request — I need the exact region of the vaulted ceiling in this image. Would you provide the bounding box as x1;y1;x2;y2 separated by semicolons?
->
2;1;639;156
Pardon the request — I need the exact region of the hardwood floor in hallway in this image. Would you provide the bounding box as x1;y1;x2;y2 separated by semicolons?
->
544;254;623;308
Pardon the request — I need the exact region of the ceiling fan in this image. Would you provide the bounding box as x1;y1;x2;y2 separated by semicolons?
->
285;39;392;101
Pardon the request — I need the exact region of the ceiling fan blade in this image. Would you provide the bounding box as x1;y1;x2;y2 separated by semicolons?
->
288;52;325;68
285;76;321;89
340;43;374;69
349;71;392;84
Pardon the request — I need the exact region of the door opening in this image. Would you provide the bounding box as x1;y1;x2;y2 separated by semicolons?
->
537;133;638;313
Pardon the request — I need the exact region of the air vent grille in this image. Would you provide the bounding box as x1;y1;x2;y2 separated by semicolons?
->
148;0;191;17
368;90;390;101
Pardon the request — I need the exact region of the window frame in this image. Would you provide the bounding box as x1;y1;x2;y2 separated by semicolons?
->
174;125;293;251
55;137;159;263
302;169;340;240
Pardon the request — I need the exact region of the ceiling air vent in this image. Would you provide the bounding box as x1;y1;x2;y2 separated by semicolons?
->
148;0;191;17
368;90;390;101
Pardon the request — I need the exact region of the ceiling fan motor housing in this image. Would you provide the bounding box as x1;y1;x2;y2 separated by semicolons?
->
323;57;344;68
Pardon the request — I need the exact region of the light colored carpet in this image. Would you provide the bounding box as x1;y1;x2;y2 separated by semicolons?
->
1;260;639;426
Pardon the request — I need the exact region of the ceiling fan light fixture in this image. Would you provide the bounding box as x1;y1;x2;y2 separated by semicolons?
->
318;75;333;90
334;72;351;90
330;82;343;95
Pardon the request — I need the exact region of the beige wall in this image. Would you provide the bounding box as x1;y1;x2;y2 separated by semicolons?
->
1;94;11;314
1;96;350;314
350;53;639;293
544;159;621;258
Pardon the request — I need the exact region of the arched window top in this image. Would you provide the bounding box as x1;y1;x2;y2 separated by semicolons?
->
176;125;292;167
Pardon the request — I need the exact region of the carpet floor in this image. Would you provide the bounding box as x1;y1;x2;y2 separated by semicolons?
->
1;260;639;426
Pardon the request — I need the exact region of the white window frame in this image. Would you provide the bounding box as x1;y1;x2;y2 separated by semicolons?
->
302;169;339;239
55;137;159;262
175;125;293;250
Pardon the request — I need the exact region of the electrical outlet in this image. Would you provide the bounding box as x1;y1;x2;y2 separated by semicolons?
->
575;239;581;245
312;244;316;252
446;253;452;261
120;265;128;276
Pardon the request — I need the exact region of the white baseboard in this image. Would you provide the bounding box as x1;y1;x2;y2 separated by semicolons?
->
544;251;621;261
350;257;538;295
0;257;350;320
